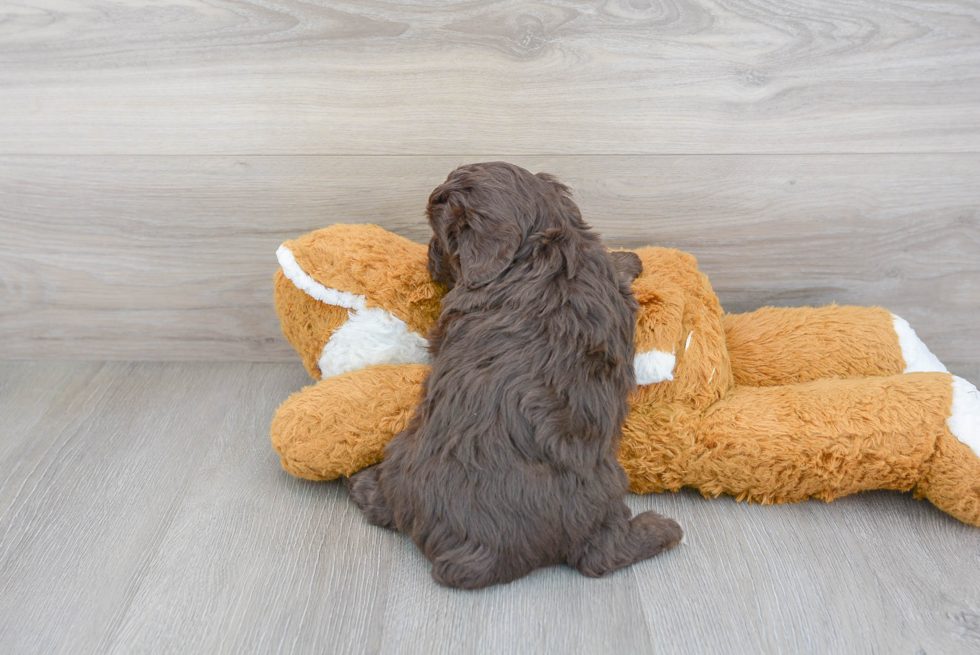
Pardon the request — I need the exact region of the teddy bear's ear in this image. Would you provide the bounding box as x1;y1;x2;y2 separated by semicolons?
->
273;265;350;379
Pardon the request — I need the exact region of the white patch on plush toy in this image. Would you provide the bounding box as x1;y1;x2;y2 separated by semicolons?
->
318;307;431;378
949;376;980;458
277;245;367;312
891;314;948;374
635;350;675;385
277;243;431;377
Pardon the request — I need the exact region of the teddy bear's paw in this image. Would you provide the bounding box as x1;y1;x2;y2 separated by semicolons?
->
949;376;980;459
892;314;949;374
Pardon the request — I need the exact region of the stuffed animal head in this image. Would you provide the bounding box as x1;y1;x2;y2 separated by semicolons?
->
274;224;445;379
275;224;733;410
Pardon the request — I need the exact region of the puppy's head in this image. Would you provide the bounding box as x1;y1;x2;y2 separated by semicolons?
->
426;162;580;290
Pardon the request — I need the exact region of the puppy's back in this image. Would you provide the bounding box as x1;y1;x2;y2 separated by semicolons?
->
348;162;681;588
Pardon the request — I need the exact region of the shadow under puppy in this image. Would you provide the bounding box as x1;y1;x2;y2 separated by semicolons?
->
346;162;682;588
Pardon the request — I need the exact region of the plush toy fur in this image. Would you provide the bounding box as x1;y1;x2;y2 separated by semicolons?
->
271;224;980;527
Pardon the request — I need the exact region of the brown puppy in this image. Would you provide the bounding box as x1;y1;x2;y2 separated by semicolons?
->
346;162;682;588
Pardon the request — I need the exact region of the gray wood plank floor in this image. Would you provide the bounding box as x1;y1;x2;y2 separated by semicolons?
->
2;361;979;654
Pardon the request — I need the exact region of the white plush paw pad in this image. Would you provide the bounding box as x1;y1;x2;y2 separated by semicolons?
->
892;314;949;374
634;350;676;386
949;376;980;458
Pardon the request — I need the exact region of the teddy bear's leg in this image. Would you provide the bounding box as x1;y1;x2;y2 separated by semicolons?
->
567;501;683;578
270;364;427;481
661;372;980;526
913;376;980;526
722;305;946;387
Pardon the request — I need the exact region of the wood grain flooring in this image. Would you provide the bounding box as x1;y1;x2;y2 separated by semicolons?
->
1;361;979;654
2;154;978;361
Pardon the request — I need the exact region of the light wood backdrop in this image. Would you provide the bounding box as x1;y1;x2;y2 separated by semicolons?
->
1;0;978;361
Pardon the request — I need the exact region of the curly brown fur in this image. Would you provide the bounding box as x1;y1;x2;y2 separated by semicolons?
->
346;162;682;588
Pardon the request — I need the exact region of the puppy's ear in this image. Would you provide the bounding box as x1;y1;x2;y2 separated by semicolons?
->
535;172;572;198
426;234;456;288
456;207;522;289
610;251;643;283
427;167;522;289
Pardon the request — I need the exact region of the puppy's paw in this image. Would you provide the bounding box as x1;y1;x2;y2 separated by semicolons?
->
344;466;396;530
430;542;518;590
631;510;684;557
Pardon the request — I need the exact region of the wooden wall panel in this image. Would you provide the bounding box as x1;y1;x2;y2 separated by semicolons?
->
2;154;977;362
0;0;978;155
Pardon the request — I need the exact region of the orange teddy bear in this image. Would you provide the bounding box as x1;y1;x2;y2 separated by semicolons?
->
270;224;980;527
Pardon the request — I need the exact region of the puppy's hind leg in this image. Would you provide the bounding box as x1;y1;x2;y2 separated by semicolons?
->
569;502;683;578
344;465;396;530
430;541;523;590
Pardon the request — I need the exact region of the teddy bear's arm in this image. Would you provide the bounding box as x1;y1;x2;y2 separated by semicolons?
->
271;364;427;480
722;305;947;387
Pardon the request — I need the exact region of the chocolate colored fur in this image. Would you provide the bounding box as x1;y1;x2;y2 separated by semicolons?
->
345;162;682;588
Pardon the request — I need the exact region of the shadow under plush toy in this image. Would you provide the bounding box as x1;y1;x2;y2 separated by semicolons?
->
270;223;980;528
